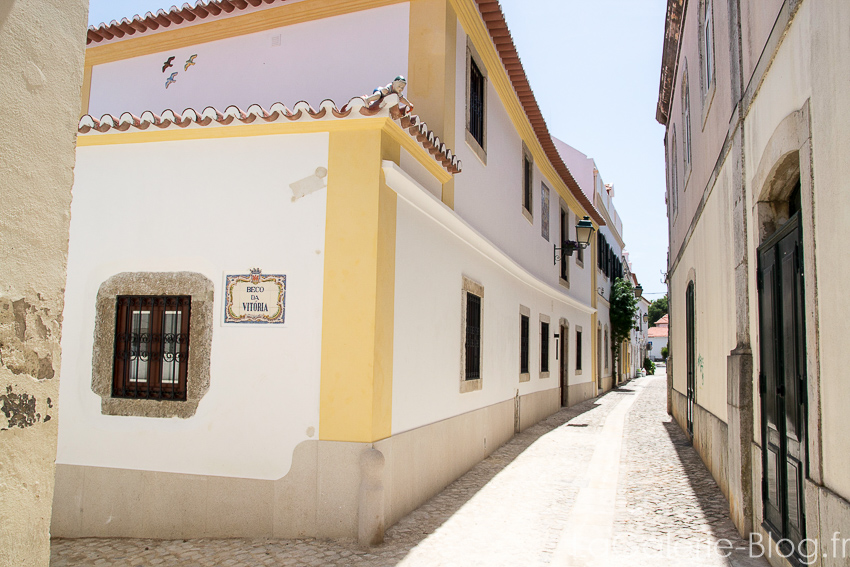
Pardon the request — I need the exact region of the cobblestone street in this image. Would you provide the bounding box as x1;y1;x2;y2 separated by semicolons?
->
51;373;768;566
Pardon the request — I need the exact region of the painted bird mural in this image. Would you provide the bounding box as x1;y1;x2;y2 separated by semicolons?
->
184;54;198;71
165;72;178;89
162;55;175;72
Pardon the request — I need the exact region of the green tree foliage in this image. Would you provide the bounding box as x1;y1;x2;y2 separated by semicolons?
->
610;277;638;380
643;357;656;375
661;346;669;361
648;294;668;326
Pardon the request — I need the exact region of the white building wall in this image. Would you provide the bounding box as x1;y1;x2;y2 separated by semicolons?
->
448;21;593;312
388;166;595;434
57;133;330;481
88;4;410;117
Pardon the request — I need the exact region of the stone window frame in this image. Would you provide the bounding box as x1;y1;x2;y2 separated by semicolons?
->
91;272;214;418
681;60;693;185
698;0;716;127
519;304;531;382
465;37;488;165
460;276;484;393
539;313;551;379
670;126;679;224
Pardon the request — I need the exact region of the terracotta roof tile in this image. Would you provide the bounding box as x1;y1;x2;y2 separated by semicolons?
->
648;326;668;338
474;0;604;226
86;0;286;45
656;0;685;125
78;95;462;175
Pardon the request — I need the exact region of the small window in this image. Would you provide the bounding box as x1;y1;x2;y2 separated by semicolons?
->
703;0;714;88
576;329;583;371
560;207;569;283
540;321;550;374
522;151;533;221
541;183;550;241
460;277;484;392
464;292;481;381
113;295;190;400
671;128;679;221
682;64;692;173
520;314;530;375
468;57;485;148
604;329;609;370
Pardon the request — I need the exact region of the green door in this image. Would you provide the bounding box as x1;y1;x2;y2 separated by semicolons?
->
757;212;807;555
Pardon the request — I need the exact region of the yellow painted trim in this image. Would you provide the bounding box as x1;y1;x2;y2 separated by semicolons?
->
408;0;457;209
77;116;453;183
591;237;598;310
80;65;93;117
85;0;405;67
448;0;589;220
591;311;598;391
319;129;397;443
380;120;454;183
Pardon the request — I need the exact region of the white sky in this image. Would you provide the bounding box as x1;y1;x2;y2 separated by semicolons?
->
86;0;669;295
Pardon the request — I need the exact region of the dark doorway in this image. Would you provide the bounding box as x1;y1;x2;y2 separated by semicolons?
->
685;281;696;438
757;212;807;556
560;324;568;406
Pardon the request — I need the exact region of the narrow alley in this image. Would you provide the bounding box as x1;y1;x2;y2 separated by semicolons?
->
51;372;768;567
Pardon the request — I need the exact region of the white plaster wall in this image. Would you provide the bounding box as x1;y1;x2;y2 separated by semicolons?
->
743;0;850;501
88;4;410;117
669;159;736;423
389;177;594;435
57;133;329;480
449;21;593;310
740;0;784;83
648;336;668;361
553;137;595;202
400;147;442;199
668;0;735;256
809;0;850;503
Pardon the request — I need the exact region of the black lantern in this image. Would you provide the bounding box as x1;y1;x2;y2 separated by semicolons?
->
554;216;596;264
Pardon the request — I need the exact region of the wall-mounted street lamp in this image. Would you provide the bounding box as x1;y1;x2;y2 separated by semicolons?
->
634;284;643;298
554;216;595;265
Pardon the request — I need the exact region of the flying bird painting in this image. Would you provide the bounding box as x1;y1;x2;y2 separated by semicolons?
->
165;72;178;89
162;56;175;72
184;54;198;71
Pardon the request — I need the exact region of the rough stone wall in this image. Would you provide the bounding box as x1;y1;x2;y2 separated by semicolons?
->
0;1;88;566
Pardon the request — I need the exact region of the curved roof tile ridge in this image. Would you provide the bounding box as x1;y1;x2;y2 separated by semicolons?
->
474;0;603;226
78;95;462;174
87;0;286;45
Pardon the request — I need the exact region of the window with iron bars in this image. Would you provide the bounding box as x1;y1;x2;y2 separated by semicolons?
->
113;295;190;400
520;314;530;374
464;292;481;381
540;321;550;373
468;58;485;148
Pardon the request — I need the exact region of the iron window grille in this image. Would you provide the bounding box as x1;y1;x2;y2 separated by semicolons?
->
465;292;481;381
520;314;530;374
469;58;485;147
541;321;550;373
113;295;191;400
